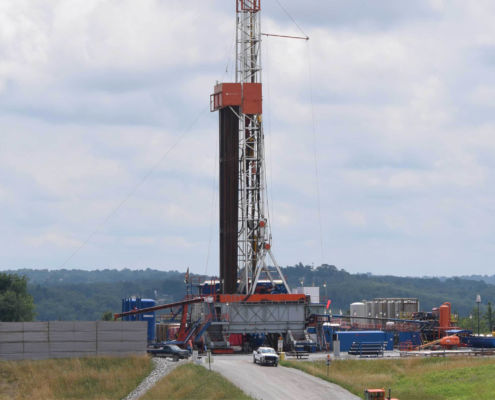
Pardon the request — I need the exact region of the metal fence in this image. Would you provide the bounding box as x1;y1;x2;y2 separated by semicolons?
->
0;321;147;361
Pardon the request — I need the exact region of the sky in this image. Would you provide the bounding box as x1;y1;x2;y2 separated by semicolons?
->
1;0;495;277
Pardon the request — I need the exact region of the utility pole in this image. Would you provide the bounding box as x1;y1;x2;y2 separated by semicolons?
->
476;294;481;335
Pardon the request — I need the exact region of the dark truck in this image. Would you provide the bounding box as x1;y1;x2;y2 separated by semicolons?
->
148;344;190;361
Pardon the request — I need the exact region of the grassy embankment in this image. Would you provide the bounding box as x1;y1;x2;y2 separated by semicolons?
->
142;363;253;400
0;356;152;400
281;357;495;400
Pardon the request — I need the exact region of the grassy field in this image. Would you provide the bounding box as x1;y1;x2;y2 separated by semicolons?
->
142;363;253;400
281;357;495;400
0;356;152;400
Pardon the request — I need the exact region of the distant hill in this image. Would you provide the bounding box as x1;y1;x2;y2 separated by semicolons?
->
5;265;495;321
283;264;495;317
456;275;495;286
10;268;184;285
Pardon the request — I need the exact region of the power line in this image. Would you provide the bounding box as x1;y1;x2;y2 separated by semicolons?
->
306;41;325;265
59;107;209;268
272;0;309;40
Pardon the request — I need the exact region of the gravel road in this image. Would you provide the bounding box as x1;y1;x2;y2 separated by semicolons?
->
122;357;184;400
211;354;361;400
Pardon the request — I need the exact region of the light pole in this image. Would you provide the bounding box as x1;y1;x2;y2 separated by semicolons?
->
323;282;327;303
476;294;481;335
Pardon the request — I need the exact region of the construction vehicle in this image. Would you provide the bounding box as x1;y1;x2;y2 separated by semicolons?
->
364;389;399;400
415;334;460;350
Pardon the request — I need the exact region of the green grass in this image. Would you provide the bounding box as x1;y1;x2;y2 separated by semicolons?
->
281;357;495;400
141;363;253;400
0;356;153;400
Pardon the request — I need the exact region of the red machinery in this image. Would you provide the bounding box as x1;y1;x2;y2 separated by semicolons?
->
364;389;399;400
440;335;460;348
114;297;205;343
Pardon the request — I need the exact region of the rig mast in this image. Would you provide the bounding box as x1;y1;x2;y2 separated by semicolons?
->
211;0;290;295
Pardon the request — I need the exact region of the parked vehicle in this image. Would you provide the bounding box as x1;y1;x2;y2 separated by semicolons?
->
253;346;279;366
148;344;190;361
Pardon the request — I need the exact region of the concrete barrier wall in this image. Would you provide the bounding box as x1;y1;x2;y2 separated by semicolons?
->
0;321;147;361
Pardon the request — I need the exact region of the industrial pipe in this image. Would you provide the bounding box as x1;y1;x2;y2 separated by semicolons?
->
114;297;204;320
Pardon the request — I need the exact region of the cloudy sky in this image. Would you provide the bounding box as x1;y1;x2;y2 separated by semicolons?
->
1;0;494;276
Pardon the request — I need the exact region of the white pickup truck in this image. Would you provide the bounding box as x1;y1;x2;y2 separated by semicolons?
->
253;346;279;366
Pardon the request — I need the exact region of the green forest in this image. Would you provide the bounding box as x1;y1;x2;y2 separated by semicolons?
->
3;265;495;322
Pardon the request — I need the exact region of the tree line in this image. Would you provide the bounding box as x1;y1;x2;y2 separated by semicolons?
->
1;265;495;322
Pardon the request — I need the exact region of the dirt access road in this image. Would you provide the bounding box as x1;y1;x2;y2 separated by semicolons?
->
210;354;360;400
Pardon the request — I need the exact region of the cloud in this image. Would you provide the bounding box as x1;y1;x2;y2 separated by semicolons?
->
1;1;495;276
26;232;83;249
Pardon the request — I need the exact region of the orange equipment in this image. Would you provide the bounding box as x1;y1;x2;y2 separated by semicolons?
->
210;82;262;115
440;335;460;348
364;389;399;400
214;293;306;303
439;302;451;329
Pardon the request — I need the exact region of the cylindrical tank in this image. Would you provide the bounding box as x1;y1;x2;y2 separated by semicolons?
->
395;300;401;318
443;302;452;322
387;301;396;320
382;300;388;318
372;302;379;320
439;304;450;329
350;302;366;325
367;302;374;325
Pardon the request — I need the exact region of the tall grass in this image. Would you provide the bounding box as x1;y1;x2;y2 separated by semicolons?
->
282;357;495;400
142;363;253;400
0;356;152;400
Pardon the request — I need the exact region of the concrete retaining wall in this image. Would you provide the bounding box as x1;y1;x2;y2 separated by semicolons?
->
0;321;147;361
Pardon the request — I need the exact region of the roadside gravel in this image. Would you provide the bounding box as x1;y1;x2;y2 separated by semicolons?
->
122;357;184;400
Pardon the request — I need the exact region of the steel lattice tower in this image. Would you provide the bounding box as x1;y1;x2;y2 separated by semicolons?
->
211;0;290;295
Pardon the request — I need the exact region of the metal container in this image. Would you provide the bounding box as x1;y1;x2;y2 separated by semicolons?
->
121;297;156;342
350;302;366;325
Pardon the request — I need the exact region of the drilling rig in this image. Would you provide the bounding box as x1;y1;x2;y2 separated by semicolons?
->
211;0;290;296
116;1;309;353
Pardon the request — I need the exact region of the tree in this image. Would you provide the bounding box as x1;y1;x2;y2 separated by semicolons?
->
0;273;35;321
485;302;493;333
101;311;113;321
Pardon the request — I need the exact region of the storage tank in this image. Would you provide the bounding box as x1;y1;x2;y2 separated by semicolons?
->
365;301;373;325
398;300;403;318
387;300;396;320
439;304;450;329
380;300;387;319
403;299;420;316
372;301;380;320
350;302;366;325
444;302;452;320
